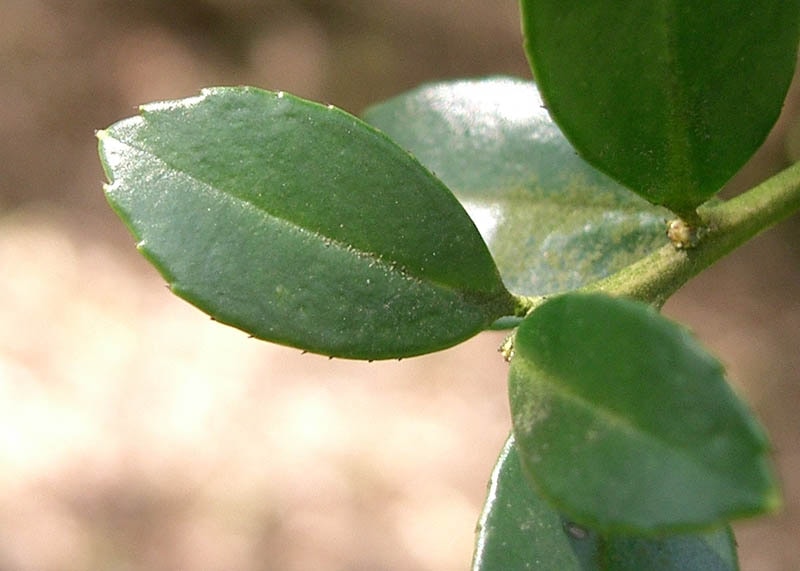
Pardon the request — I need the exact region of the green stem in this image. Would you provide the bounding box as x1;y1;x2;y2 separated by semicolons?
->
587;161;800;307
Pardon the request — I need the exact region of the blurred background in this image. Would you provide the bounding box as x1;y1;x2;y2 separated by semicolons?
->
1;1;798;569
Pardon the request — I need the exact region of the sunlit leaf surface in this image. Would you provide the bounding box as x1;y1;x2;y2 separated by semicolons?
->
364;77;669;297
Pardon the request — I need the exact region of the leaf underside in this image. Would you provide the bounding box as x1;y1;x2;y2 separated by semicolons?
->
472;435;739;571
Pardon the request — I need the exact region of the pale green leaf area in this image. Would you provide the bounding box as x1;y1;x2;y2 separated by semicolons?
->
472;435;738;571
521;1;800;214
98;87;517;360
363;77;670;297
509;293;779;533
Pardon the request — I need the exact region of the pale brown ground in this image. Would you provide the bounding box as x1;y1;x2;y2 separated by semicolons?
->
1;2;799;570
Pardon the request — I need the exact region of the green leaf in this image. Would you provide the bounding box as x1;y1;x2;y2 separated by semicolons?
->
520;1;800;214
363;77;669;296
473;437;589;570
473;435;739;571
508;293;779;533
98;87;517;360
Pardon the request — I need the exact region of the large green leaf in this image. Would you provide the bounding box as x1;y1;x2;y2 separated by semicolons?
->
520;1;800;214
508;293;779;533
363;77;668;296
98;87;517;360
473;435;739;571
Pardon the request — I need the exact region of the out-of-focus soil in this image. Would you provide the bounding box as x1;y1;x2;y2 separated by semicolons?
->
1;2;798;569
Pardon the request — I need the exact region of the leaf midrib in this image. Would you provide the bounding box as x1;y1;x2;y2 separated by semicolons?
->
520;358;755;495
107;132;485;298
658;0;694;198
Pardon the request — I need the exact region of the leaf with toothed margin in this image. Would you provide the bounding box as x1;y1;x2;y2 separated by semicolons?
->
98;87;517;360
508;293;779;534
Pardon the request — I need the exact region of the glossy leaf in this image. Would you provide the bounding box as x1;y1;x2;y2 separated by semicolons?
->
521;1;800;214
98;87;517;360
508;293;779;533
363;77;669;296
473;435;739;571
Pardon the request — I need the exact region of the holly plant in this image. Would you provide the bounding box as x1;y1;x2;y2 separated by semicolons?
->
97;2;800;569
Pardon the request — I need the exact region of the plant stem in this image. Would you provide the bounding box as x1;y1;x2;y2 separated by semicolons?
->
587;161;800;308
